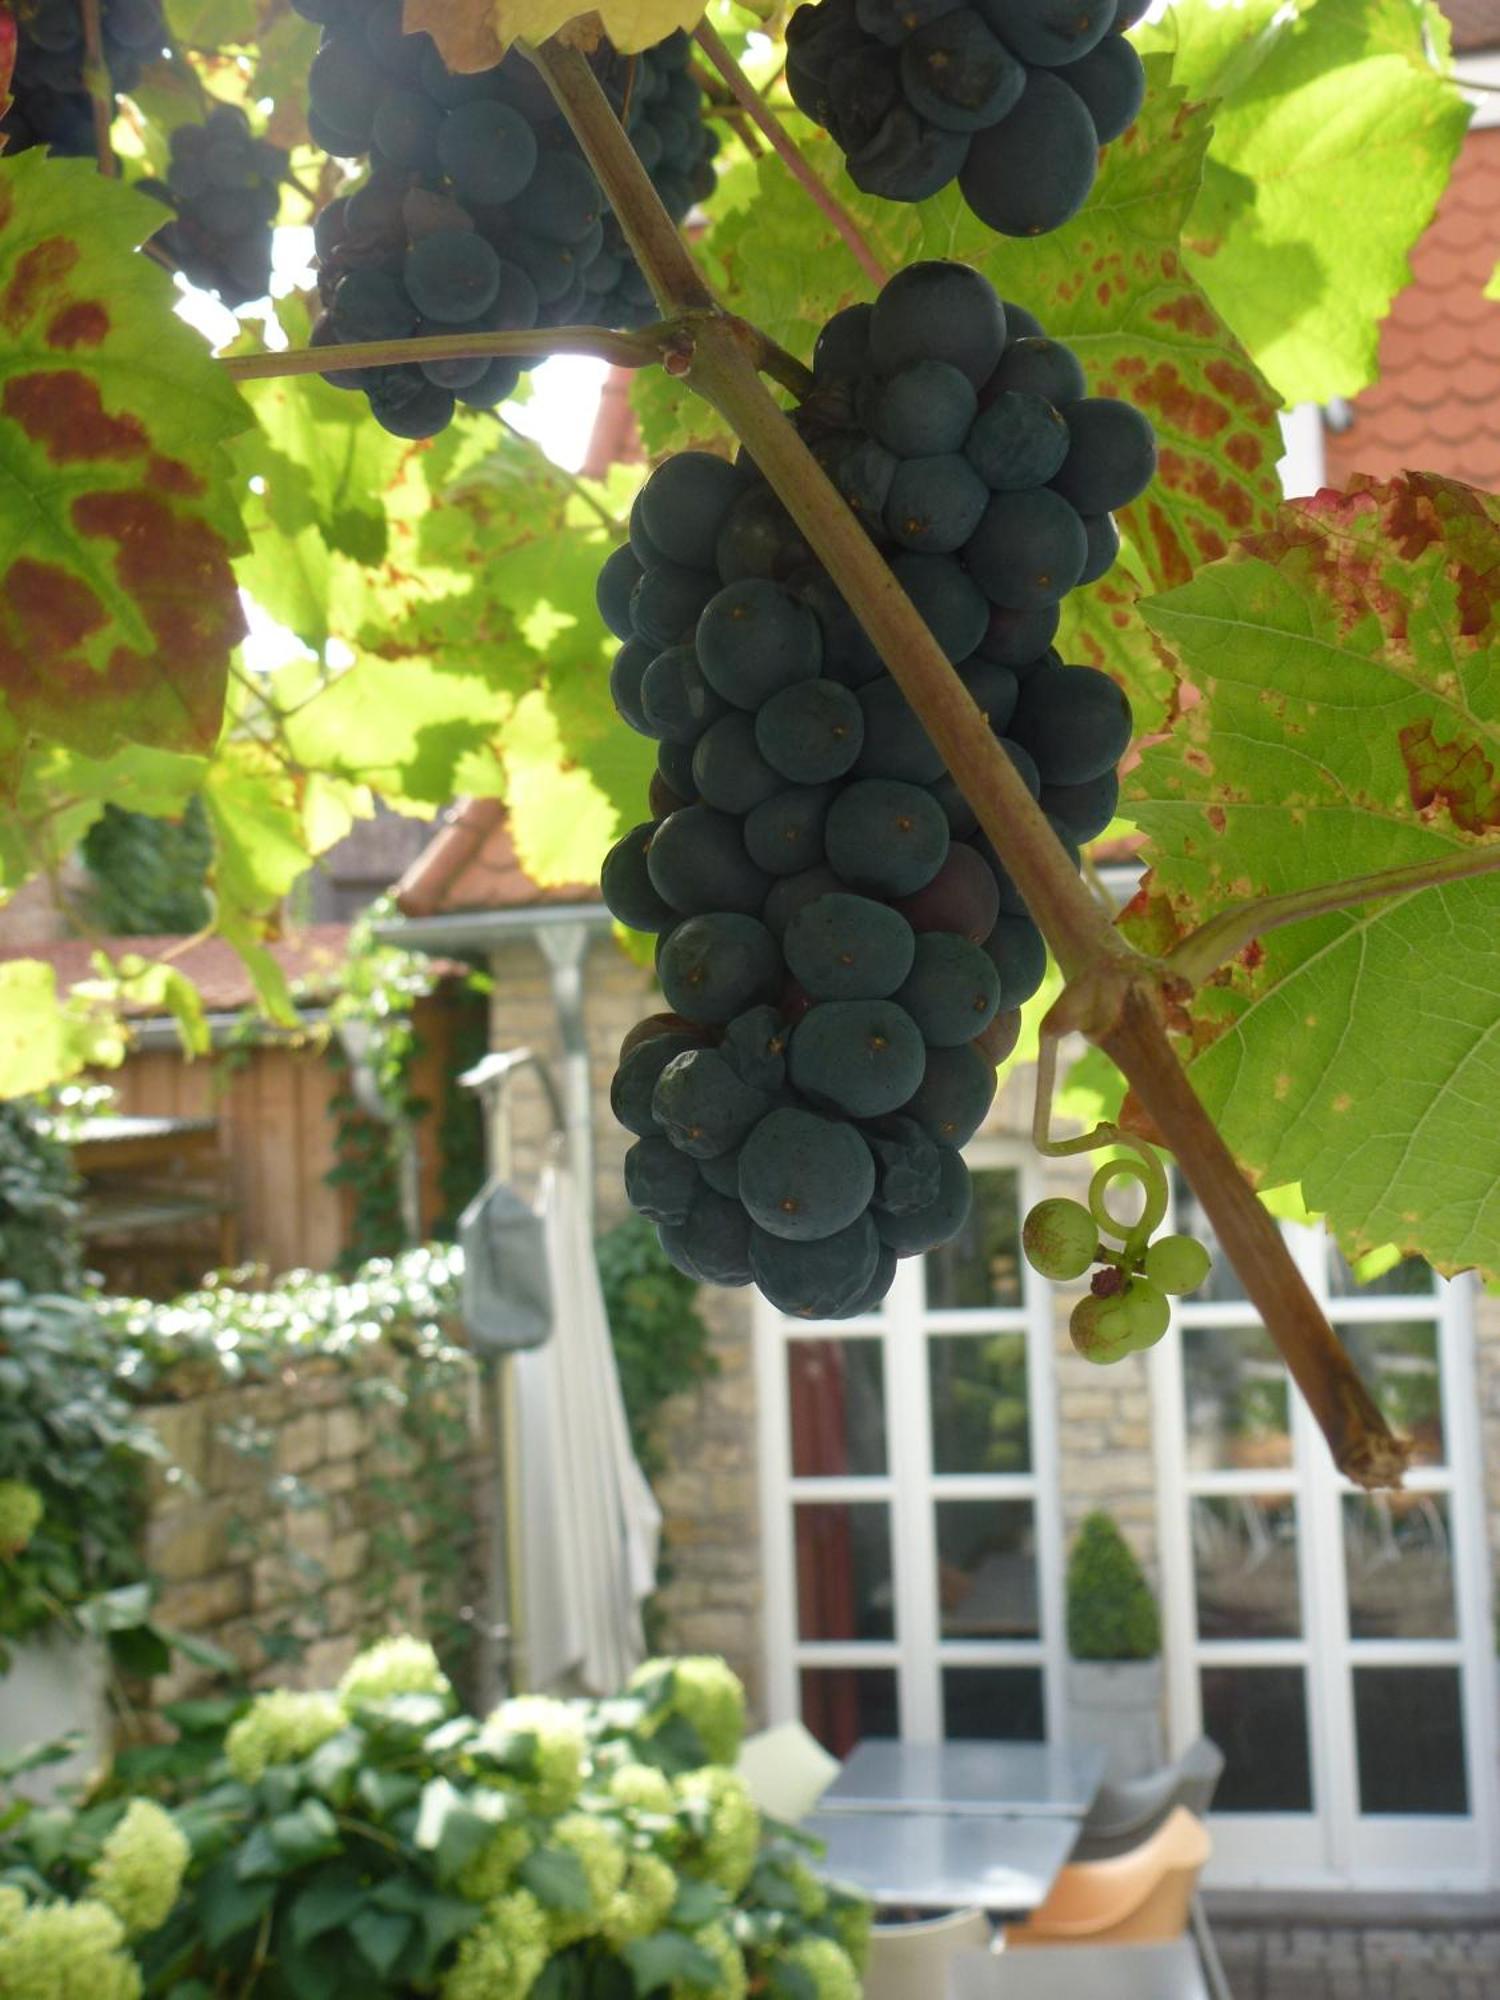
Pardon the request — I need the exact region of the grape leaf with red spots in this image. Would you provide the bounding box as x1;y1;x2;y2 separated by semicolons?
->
1131;472;1500;1279
0;152;250;779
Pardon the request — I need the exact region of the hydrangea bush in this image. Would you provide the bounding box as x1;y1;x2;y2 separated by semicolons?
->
0;1639;868;1999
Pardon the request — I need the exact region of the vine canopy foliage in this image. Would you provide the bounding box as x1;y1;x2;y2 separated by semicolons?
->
0;0;1497;1307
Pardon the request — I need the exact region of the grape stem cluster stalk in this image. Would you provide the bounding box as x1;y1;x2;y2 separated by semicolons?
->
78;0;116;175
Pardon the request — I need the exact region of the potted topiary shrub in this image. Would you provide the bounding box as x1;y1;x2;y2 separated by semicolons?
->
1065;1512;1164;1782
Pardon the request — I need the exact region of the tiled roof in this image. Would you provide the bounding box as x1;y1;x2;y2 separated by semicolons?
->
394;800;597;917
1323;131;1500;491
1442;0;1500;51
0;924;356;1016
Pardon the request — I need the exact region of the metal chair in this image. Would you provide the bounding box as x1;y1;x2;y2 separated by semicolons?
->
950;1938;1210;1998
864;1906;993;2000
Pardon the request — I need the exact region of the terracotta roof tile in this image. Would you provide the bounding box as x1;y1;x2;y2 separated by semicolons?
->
0;924;356;1016
394;800;597;918
1324;133;1500;492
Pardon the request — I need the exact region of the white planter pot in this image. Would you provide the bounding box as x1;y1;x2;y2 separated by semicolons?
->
0;1629;112;1803
1066;1658;1164;1783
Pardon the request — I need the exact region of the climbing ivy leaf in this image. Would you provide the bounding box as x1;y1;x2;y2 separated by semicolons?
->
1131;472;1500;1279
0;152;250;777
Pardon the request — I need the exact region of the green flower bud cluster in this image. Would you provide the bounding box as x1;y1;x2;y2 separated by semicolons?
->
0;1889;142;2000
629;1655;747;1766
89;1800;189;1938
0;1480;43;1558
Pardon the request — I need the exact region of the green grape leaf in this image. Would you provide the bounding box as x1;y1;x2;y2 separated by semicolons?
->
0;960;129;1098
407;0;706;65
1163;0;1470;405
0;153;250;774
1131;471;1500;1278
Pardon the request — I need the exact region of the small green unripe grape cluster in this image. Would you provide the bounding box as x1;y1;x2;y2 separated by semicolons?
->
1021;1187;1211;1368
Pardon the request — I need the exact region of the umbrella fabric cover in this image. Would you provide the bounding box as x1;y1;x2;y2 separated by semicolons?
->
513;1163;663;1693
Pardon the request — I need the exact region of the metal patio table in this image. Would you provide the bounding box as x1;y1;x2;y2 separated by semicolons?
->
802;1808;1079;1917
816;1738;1107;1820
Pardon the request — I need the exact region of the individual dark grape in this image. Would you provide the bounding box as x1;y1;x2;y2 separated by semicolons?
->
309;37;383;150
755;680;864;784
974;1006;1022;1063
965;391;1070;491
367;371;455;439
784;893;916;1001
900;9;1025;131
885;453;990;554
836;438;899;527
610;638;655;735
696;581;822;708
698;1150;745;1198
825;31;907;154
988;336;1088;407
372;87;441;168
1050;398;1157;513
611;1030;704;1137
998;735;1042;798
891;843;1001;941
1078;511;1120;585
871;361;979;458
656;740;698;801
961;660;1021;733
632;565;719;650
597;545;644;641
640;645;727;743
825;780;950;896
721;1006;791;1092
846;1243;899;1315
525;151;604;242
1111;0;1150;28
1041;767;1120;841
928;775;979;838
1063;33;1145;143
658;913;782;1024
789;1000;926;1117
692;713;784;815
874;1145;973;1254
601;822;677;932
647;806;769;917
1022;1196;1098;1278
794;572;886;688
869;262;1007;388
624;1134;701;1224
812;301;874;386
1009;662;1132;785
975;601;1061;668
854;680;946;785
895;931;1000;1045
652;1047;771;1158
901;1039;996;1146
404;230;501;321
619;1012;703;1061
738;1106;876;1240
763;865;845;939
660;1190;754;1287
436;99;537;202
958;70;1098;236
857;0;955;44
865;1114;942;1215
977;0;1113;67
716;485;811;584
744;786;835;877
750;1216;881;1318
964;488;1088;608
639;450;748;570
892;555;991;664
982;913;1048;1008
847;102;971;203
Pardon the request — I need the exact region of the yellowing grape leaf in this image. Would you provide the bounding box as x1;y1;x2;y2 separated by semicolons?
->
0;961;128;1098
405;0;704;64
0;153;250;776
1131;472;1500;1278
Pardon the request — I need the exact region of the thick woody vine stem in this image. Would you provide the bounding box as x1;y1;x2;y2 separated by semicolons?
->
692;22;892;291
1167;842;1500;987
525;36;1409;1489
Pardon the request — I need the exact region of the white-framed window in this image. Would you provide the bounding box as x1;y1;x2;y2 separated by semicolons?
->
1151;1174;1499;1890
755;1141;1069;1753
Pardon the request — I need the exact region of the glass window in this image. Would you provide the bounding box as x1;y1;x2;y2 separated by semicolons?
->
934;1500;1039;1640
1336;1322;1445;1467
1192;1494;1302;1640
1200;1665;1313;1813
794;1502;895;1641
1343;1495;1457;1640
942;1666;1045;1742
928;1334;1031;1474
789;1339;887;1479
925;1167;1024;1310
1327;1243;1436;1300
1182;1326;1291;1473
800;1667;899;1760
1353;1667;1467;1816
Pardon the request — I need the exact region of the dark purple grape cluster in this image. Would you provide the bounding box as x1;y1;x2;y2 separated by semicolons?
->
600;260;1152;1318
297;0;718;438
785;0;1146;233
1;0;165;156
138;103;287;309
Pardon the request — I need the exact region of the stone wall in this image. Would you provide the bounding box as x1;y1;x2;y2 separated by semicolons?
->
139;1351;488;1712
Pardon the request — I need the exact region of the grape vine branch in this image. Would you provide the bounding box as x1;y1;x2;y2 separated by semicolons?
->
521;32;1409;1490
